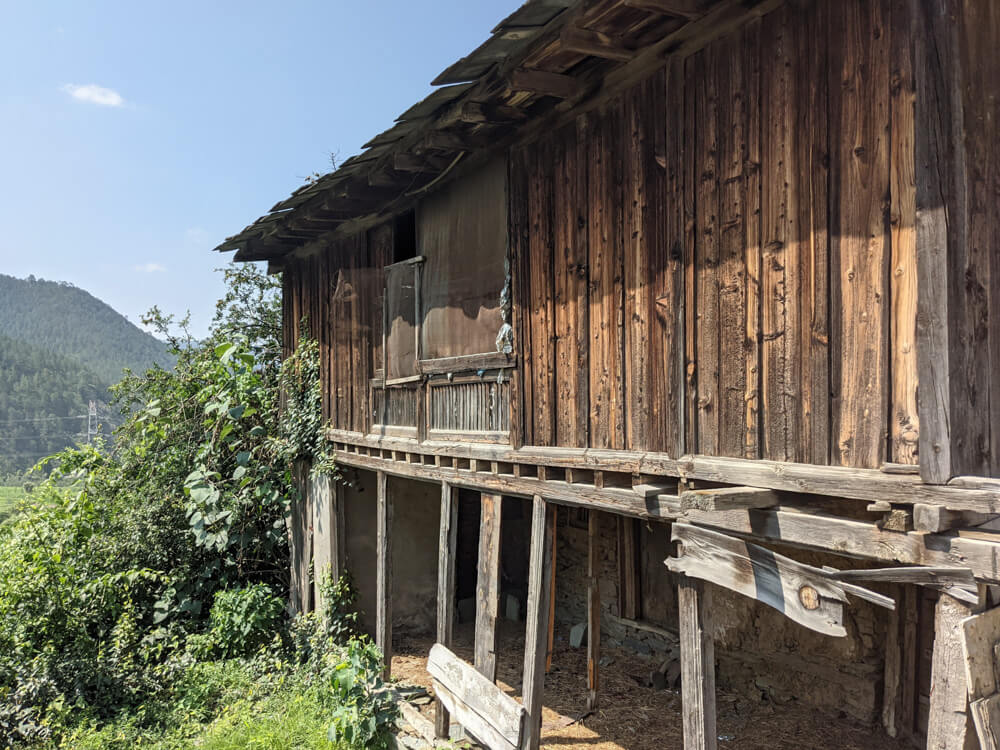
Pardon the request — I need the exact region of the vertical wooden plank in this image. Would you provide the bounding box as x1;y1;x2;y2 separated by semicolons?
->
624;77;651;451
683;54;698;454
678;576;716;750
889;0;919;465
588;103;626;450
475;493;503;683
956;0;1000;477
527;140;556;446
436;481;459;739
617;516;640;621
376;470;392;679
760;4;798;463
796;0;831;466
716;33;749;459
586;510;600;711
521;496;554;750
659;61;685;457
926;593;976;749
546;505;557;672
553;120;590;448
830;0;891;469
742;18;763;461
883;584;904;737
694;44;720;457
508;150;528;449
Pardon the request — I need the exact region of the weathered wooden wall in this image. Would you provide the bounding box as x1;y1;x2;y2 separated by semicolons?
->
511;0;921;470
283;230;385;436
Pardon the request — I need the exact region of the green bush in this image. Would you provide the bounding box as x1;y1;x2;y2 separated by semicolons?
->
206;584;284;658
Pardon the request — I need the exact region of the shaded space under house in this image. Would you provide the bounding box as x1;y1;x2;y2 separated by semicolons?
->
215;1;1000;748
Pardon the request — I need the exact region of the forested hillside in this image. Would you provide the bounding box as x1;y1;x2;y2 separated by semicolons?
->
0;334;112;476
0;274;173;384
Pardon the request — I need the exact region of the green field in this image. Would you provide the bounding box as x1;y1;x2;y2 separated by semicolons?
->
0;485;27;524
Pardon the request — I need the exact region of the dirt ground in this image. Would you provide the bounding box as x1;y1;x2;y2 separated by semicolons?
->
391;621;913;750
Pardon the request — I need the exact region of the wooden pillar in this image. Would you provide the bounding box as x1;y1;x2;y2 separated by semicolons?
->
678;576;716;750
376;470;392;679
586;510;600;712
926;592;976;750
882;584;904;738
546;505;557;672
522;496;554;750
290;459;313;614
435;481;459;740
475;493;503;682
310;473;337;609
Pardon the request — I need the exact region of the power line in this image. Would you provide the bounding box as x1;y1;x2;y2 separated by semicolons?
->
0;415;88;425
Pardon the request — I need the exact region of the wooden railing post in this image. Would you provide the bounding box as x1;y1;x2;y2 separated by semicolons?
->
435;481;459;739
586;510;600;711
522;495;554;750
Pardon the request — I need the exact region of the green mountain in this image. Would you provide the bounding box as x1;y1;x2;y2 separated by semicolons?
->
0;274;173;385
0;334;111;476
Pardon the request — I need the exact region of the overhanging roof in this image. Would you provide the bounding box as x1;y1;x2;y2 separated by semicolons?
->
215;0;758;264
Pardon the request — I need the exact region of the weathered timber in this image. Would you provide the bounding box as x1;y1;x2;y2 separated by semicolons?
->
436;481;459;739
962;602;1000;748
560;26;635;62
376;470;392;679
970;696;1000;750
668;523;864;637
618;516;640;620
326;429;1000;512
927;593;976;749
290;460;313;614
509;68;579;99
883;584;904;737
915;504;995;533
310;472;337;609
521;496;554;750
621;0;705;19
678;576;716;750
475;493;503;682
679;486;779;511
428;643;526;750
326;447;1000;582
586;510;600;711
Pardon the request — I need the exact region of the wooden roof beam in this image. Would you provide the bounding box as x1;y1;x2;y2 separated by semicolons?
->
393;152;448;173
621;0;706;20
509;67;580;99
560;26;635;62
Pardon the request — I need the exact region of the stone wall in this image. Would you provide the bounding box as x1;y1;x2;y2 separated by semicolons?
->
551;509;888;723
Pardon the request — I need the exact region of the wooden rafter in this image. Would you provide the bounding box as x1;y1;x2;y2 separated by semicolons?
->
509;67;580;99
560;26;635;62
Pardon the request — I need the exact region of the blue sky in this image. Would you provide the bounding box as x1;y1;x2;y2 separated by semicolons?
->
0;0;521;338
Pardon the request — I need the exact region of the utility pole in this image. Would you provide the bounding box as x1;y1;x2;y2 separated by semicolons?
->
87;401;97;444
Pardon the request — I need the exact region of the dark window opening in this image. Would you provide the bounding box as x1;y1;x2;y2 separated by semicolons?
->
393;211;417;263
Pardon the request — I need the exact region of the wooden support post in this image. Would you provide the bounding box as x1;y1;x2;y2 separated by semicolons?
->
310;472;335;610
882;584;904;737
678;576;716;750
522;496;554;750
435;481;459;740
586;510;600;712
927;592;976;750
290;459;313;615
376;470;392;679
475;493;503;682
546;505;558;673
335;477;346;580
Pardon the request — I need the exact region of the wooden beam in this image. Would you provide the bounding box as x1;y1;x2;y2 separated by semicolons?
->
882;584;904;737
393;152;442;174
678;576;716;750
915;503;994;532
546;505;557;672
617;517;640;620
521;496;554;750
376;470;392;679
310;472;336;610
560;26;635;62
621;0;705;20
509;68;580;100
586;510;600;711
680;486;779;511
476;493;503;682
927;592;975;749
290;459;313;615
436;481;460;740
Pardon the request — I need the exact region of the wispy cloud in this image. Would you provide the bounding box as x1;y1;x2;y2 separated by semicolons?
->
61;83;125;107
134;262;166;273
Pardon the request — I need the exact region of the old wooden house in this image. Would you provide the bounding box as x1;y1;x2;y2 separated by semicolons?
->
216;0;1000;748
